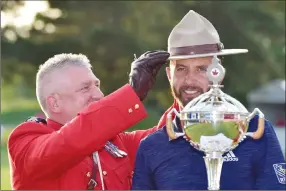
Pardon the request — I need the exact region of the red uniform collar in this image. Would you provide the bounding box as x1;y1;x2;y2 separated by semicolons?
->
46;118;63;131
157;100;180;129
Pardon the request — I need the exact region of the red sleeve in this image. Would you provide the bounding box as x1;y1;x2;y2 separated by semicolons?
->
119;125;160;169
8;84;147;180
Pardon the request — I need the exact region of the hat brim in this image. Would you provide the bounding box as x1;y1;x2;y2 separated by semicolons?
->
168;49;248;60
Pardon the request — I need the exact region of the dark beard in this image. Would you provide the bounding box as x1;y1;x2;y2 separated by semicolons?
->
170;84;204;107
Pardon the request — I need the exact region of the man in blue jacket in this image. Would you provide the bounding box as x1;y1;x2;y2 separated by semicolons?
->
131;10;285;190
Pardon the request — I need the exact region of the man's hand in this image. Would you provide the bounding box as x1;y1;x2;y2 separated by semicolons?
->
129;50;170;101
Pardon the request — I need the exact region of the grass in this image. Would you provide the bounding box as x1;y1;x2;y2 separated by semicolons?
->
1;109;41;127
1;127;13;190
1;84;40;113
1;98;40;113
1;146;11;190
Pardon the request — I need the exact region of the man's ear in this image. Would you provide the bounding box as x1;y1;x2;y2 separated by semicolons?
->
166;60;175;82
46;94;61;113
166;66;171;82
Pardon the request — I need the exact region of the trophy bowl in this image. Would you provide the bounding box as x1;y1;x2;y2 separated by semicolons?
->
166;56;265;190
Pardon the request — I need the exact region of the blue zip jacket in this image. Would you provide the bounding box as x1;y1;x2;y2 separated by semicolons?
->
132;115;286;190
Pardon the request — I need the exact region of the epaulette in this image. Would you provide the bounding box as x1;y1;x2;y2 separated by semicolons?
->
26;116;47;125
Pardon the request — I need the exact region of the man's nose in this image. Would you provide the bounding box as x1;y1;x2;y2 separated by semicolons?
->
91;86;104;100
184;70;198;85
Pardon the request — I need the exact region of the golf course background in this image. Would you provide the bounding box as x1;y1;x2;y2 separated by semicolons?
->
1;1;285;190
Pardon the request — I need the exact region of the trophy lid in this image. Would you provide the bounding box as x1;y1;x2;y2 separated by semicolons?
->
181;56;249;115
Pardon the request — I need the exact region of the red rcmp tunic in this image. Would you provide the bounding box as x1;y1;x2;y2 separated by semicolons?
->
8;84;158;190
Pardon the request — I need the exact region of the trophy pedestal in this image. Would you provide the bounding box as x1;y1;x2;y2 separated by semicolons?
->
204;152;224;190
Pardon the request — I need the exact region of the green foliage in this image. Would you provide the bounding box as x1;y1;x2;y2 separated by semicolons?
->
1;84;40;112
1;127;13;190
1;109;40;126
1;147;11;190
1;0;24;11
126;107;162;132
1;0;285;110
1;2;284;188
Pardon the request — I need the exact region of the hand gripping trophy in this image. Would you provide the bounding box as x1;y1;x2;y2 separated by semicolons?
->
166;56;265;190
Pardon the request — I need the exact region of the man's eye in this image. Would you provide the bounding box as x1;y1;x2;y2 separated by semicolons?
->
198;67;207;72
81;86;89;91
176;67;186;72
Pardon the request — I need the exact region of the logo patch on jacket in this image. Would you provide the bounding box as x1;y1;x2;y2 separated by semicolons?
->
223;151;238;162
273;163;285;184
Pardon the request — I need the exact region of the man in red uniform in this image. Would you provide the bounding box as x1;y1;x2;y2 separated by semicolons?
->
7;51;169;190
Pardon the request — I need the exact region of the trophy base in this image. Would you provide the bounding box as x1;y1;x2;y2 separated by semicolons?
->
204;152;224;190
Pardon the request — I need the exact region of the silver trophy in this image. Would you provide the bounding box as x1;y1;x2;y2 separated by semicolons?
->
166;56;265;190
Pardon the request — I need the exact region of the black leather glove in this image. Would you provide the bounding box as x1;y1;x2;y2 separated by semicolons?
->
129;50;170;101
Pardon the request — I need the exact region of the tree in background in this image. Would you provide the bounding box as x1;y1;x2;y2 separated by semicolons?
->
1;0;285;110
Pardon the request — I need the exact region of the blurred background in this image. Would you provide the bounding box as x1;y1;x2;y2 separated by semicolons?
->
1;0;285;189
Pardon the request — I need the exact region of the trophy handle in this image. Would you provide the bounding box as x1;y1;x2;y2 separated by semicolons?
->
245;108;265;139
166;108;180;140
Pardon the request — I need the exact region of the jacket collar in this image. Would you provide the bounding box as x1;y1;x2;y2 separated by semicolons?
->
157;100;180;129
46;118;63;131
157;100;185;141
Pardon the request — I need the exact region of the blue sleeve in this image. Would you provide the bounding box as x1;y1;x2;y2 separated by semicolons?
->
131;140;155;190
253;119;286;190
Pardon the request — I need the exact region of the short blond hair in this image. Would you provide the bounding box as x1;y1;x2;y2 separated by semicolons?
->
36;53;92;114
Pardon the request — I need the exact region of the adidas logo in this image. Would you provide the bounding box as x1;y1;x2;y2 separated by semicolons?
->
223;151;239;162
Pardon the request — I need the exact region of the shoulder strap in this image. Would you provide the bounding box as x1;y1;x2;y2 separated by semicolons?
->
87;155;98;190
